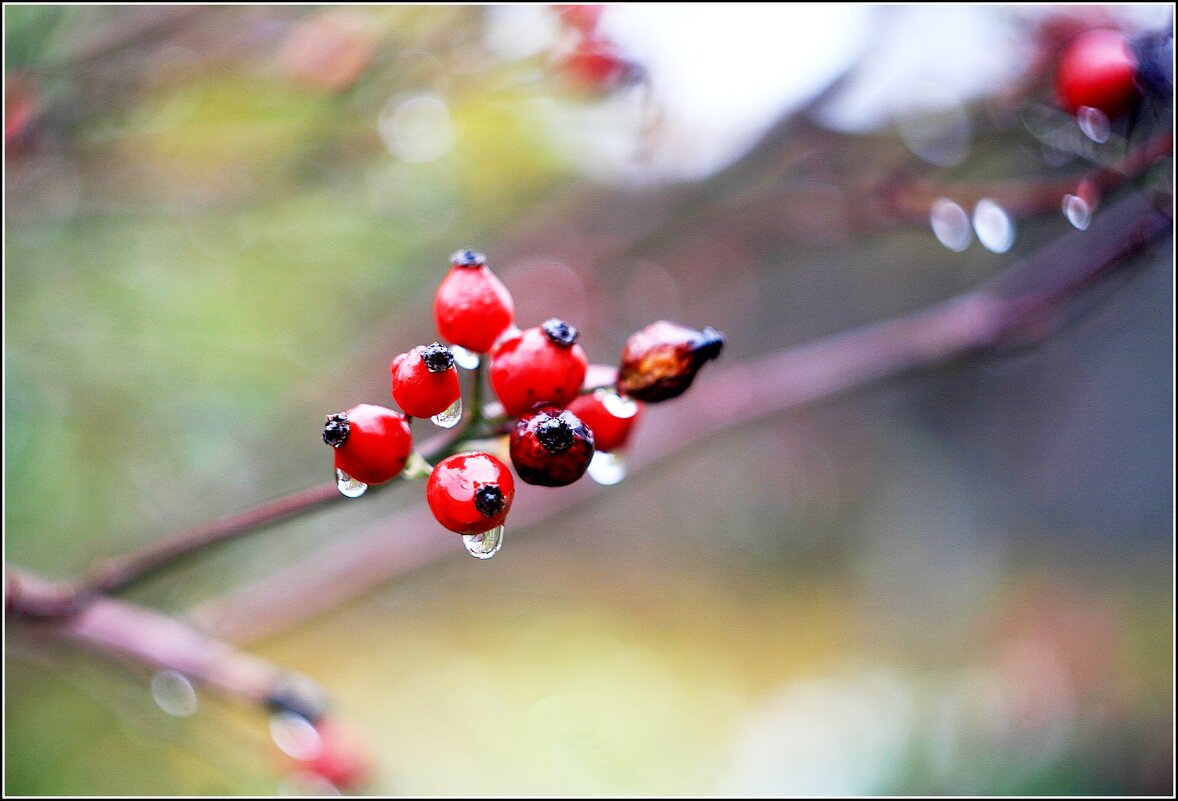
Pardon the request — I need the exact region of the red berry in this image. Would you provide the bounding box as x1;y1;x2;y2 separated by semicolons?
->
561;36;640;91
302;720;374;790
489;318;588;417
510;405;595;487
617;321;724;403
390;342;460;418
322;403;412;485
1056;29;1139;116
427;452;515;535
566;389;644;453
434;249;515;353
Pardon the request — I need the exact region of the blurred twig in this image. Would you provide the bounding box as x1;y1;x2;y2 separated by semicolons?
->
7;570;328;721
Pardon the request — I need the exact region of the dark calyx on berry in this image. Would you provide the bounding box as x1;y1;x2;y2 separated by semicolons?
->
617;321;726;403
450;248;487;268
542;317;579;348
323;413;350;448
474;485;506;517
421;341;455;373
536;416;575;453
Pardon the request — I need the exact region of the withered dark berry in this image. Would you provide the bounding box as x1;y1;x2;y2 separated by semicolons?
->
617;321;725;403
510;405;595;487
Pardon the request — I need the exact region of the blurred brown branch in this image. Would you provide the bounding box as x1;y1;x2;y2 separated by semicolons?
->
7;568;328;720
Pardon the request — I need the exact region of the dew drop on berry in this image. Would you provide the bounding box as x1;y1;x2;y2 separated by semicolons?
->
599;388;640;419
150;670;198;717
270;711;323;760
334;468;368;498
430;396;463;429
1062;194;1092;230
462;524;504;559
587;450;628;486
1076;105;1110;144
450;345;481;370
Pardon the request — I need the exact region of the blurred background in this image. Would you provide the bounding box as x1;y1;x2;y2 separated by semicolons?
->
4;4;1173;795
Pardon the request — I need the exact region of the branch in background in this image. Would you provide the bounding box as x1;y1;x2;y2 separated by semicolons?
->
190;190;1172;643
8;574;329;722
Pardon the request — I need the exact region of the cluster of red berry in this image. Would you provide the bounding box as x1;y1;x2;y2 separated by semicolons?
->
323;249;723;558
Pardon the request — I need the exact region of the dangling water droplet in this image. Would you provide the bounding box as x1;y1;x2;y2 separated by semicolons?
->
1061;194;1092;230
335;468;368;498
929;198;972;252
151;670;198;717
972;198;1016;254
462;525;504;559
431;396;462;429
587;450;628;485
269;711;323;760
401;449;433;480
450;345;481;370
599;388;639;419
1076;105;1111;144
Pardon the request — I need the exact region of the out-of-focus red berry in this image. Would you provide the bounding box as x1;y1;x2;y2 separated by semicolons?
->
489;319;588;417
561;37;640;92
567;389;644;453
434;249;515;353
290;719;374;790
1055;29;1139;115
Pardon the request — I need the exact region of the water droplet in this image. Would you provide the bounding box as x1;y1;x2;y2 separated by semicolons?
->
378;93;455;163
431;396;463;429
1061;194;1092;230
401;450;433;480
450;345;481;370
150;670;197;717
587;450;628;485
462;525;504;559
972;199;1016;254
598;388;639;419
335;468;368;498
270;711;323;760
929;198;972;252
893;87;973;167
1076;105;1110;144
